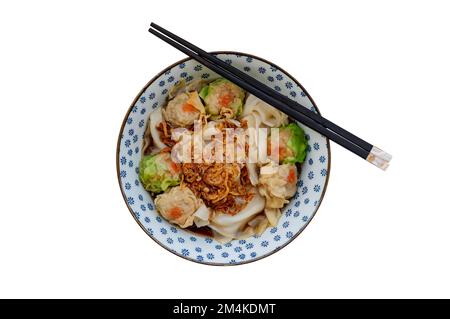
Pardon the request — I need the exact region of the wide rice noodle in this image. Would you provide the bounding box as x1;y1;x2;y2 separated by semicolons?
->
209;190;266;243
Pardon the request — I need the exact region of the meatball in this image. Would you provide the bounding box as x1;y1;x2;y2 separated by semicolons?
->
139;152;181;193
199;78;245;119
269;123;308;164
163;91;204;127
155;186;203;228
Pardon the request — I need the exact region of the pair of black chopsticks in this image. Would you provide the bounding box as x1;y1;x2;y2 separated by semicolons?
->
148;22;392;170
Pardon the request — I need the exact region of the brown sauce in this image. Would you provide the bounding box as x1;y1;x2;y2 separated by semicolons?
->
186;225;213;237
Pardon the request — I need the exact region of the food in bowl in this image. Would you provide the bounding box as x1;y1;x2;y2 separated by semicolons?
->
139;77;308;243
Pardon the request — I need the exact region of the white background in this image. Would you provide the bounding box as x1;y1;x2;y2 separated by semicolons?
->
0;0;449;299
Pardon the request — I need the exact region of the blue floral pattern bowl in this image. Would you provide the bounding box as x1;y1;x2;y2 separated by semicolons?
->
117;52;331;265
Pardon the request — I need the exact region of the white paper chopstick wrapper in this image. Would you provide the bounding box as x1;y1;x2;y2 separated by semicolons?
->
366;146;392;171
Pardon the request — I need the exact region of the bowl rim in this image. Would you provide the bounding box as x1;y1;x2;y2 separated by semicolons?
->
116;51;331;266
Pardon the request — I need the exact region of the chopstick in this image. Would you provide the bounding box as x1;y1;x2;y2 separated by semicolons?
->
150;23;373;153
148;24;392;170
148;28;367;157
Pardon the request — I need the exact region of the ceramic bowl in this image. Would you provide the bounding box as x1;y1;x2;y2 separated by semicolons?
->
117;52;330;265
